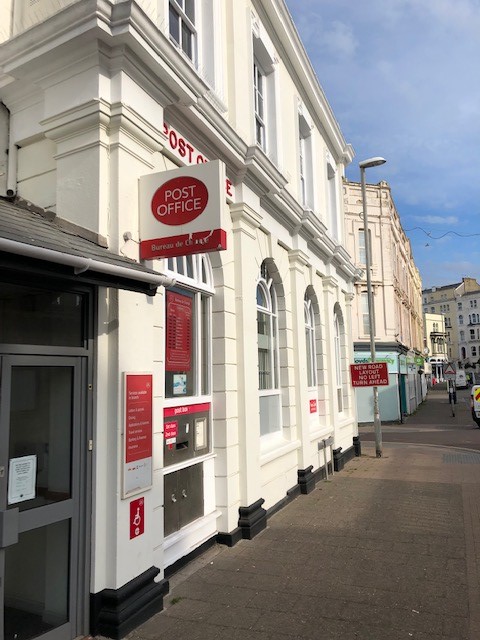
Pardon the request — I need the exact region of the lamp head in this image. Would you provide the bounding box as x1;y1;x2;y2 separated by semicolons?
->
359;157;387;169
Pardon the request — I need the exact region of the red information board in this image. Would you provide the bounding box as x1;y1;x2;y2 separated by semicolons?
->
350;362;389;387
166;291;192;371
125;374;153;462
123;373;153;497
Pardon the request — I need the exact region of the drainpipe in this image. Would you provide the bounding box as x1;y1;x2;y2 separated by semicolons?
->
0;102;16;198
6;140;17;197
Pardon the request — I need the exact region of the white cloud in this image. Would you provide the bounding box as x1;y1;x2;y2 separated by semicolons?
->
323;20;357;57
413;216;459;225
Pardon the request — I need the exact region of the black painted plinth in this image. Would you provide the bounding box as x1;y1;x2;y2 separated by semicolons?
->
217;527;243;547
297;465;315;494
353;435;362;457
90;566;168;640
238;498;267;540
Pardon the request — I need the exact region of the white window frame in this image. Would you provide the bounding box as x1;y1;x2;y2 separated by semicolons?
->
163;254;214;408
361;292;370;335
257;265;281;437
298;110;313;208
166;0;224;98
254;59;266;149
304;295;317;388
252;19;277;160
334;310;344;413
326;153;340;242
169;0;197;64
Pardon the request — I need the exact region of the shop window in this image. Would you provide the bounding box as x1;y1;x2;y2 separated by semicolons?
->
0;283;86;347
257;261;281;436
163;254;213;401
304;294;317;388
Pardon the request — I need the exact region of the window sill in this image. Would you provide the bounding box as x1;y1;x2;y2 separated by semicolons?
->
260;436;301;466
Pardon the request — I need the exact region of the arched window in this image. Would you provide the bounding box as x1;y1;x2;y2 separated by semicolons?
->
461;347;466;359
459;315;464;325
304;294;317;388
334;305;345;413
257;262;281;436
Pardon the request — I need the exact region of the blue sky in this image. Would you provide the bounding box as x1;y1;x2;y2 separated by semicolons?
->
285;0;480;289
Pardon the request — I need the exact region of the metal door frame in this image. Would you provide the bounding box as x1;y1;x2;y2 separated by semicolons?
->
0;354;88;640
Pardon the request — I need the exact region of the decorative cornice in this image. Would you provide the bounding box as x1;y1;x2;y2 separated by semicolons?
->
288;249;310;269
230;202;263;237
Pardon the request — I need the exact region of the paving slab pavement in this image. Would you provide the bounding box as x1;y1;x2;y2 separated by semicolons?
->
116;390;480;640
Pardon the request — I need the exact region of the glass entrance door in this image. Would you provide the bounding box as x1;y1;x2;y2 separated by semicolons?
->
0;356;84;640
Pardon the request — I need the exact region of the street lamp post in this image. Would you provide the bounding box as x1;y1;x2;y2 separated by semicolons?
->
359;157;386;458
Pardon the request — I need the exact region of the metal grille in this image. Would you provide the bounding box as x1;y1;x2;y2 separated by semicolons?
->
443;452;480;464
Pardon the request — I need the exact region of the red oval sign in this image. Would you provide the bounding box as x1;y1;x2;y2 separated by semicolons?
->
151;176;209;226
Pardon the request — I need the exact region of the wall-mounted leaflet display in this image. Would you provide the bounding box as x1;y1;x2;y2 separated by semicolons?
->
123;373;153;498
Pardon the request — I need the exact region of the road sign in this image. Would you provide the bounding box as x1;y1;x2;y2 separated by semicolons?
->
443;363;456;380
350;362;389;387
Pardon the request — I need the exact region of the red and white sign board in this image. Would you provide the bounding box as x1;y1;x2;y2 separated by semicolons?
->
350;362;389;387
129;497;145;539
123;373;153;498
309;399;317;414
443;363;456;379
139;159;227;259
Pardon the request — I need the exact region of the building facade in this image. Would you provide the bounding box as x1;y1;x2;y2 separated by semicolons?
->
422;277;480;371
344;179;425;423
423;313;447;381
0;2;361;639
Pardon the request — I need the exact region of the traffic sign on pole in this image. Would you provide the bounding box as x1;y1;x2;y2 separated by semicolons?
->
443;363;456;380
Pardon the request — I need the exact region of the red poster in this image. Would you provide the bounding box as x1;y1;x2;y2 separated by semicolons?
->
166;291;192;371
125;374;153;463
130;497;145;539
350;363;389;387
309;399;317;414
164;421;178;440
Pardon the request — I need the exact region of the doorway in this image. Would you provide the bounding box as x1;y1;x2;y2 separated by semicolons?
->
0;355;87;640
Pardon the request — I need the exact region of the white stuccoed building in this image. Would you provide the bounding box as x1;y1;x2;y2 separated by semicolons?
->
0;2;362;638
